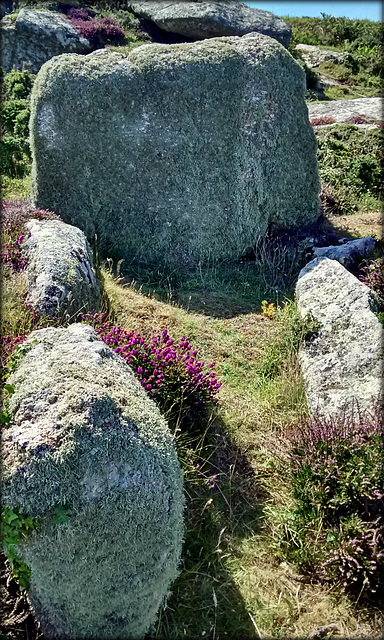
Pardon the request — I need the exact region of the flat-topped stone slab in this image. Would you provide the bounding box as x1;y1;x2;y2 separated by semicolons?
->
295;44;347;68
307;97;383;125
296;257;383;419
128;0;291;46
313;236;376;269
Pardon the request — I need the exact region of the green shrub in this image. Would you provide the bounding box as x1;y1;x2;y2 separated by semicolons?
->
3;69;34;99
283;409;384;601
0;69;35;177
285;14;383;52
315;125;384;213
0;134;30;177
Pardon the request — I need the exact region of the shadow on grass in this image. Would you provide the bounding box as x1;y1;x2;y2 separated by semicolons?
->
101;214;360;320
148;416;269;640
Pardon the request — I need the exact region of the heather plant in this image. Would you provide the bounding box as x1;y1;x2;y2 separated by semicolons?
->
1;199;60;274
0;310;52;381
67;7;125;47
81;312;221;432
284;409;384;600
358;256;384;309
310;116;336;127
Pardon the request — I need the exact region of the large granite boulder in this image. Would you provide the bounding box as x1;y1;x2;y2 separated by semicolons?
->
30;37;320;268
23;218;101;317
128;0;291;47
0;8;91;74
296;257;383;419
2;323;184;639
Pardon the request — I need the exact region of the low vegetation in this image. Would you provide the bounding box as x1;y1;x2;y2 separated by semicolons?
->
1;8;384;640
283;410;383;600
0;69;34;180
286;13;383;100
316;125;383;215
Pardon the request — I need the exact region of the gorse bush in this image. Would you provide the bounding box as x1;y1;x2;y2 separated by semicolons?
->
81;312;222;431
286;14;383;99
0;69;35;177
286;409;384;600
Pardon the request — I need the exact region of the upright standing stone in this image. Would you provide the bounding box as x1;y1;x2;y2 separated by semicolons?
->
31;36;320;268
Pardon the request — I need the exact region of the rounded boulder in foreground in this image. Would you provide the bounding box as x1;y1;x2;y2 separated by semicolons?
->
2;323;184;639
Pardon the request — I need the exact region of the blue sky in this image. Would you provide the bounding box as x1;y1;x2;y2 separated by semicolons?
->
243;1;382;22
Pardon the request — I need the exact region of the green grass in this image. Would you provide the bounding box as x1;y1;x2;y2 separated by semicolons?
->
1;176;31;201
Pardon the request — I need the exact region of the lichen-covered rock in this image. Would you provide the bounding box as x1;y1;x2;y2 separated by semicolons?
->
0;8;91;74
296;257;383;419
31;37;320;268
307;97;383;125
128;0;291;47
23;218;101;316
313;236;376;269
295;44;347;68
2;323;184;639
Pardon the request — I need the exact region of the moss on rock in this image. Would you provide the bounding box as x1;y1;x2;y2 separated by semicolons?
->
2;323;184;639
30;35;320;267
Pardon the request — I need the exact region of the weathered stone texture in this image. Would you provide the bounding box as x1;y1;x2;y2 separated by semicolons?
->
313;236;376;269
128;0;291;47
31;36;320;268
307;97;383;125
2;323;184;639
295;44;347;68
296;257;383;419
1;8;91;73
23;219;101;316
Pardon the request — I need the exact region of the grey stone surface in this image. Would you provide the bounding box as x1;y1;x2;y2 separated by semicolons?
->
128;0;291;47
307;97;383;125
1;8;91;73
23;219;101;316
296;257;383;419
313;236;376;268
295;43;347;68
0;1;13;18
31;37;320;268
2;323;184;639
